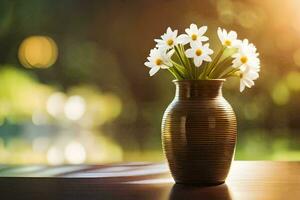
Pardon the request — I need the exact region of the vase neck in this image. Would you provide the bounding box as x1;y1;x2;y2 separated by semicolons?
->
174;80;224;100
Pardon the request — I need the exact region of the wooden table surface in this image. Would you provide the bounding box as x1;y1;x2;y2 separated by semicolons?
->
0;161;299;200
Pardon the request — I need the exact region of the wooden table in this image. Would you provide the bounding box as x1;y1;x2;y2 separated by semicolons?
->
0;161;299;200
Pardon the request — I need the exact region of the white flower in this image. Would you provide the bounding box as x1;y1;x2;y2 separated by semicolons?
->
144;47;172;76
231;39;260;92
232;40;260;72
185;42;214;67
239;66;259;92
217;27;238;48
154;27;178;50
235;39;257;53
177;24;208;45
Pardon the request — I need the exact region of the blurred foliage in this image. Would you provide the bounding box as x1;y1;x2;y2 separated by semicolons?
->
0;66;53;122
0;0;299;163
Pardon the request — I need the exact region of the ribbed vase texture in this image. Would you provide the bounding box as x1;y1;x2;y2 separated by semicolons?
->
161;80;237;185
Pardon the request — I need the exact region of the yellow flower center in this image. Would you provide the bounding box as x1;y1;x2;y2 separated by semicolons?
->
224;40;231;46
240;56;248;64
195;49;202;56
191;34;197;41
155;58;163;66
167;39;174;46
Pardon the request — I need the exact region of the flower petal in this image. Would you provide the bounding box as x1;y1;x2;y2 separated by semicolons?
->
243;78;254;87
217;27;224;42
173;30;178;37
167;49;175;57
200;36;209;42
190;23;198;33
190;41;201;49
228;31;237;40
194;57;203;67
185;28;192;35
177;34;189;45
166;27;172;34
185;49;194;58
161;65;169;69
149;66;160;76
198;26;207;35
144;61;153;68
240;82;246;92
203;55;212;62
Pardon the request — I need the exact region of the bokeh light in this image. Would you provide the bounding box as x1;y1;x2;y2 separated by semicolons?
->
64;95;86;121
271;82;290;106
285;72;300;91
64;141;86;164
47;146;64;165
18;36;58;69
46;92;66;118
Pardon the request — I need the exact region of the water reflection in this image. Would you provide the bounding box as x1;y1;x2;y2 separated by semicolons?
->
169;183;232;200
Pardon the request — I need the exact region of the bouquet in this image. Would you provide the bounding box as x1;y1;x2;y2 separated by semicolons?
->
144;24;261;92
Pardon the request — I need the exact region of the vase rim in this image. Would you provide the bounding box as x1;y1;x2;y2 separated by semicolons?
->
173;79;225;83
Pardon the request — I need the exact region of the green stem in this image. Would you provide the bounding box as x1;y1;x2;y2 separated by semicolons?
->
174;46;192;79
206;46;226;78
170;60;188;78
209;56;233;78
193;66;197;80
195;67;199;79
220;67;240;79
174;46;186;67
198;62;208;79
168;67;182;80
178;44;194;79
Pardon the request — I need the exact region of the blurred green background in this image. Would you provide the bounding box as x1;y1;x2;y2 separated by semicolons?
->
0;0;299;164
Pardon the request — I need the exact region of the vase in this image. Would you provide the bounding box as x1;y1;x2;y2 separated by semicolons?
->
161;80;237;185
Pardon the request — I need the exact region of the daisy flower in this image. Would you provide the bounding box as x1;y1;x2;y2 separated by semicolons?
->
232;39;260;92
239;66;259;92
232;40;260;72
177;24;208;45
185;42;214;67
144;47;172;76
154;27;178;50
217;27;238;48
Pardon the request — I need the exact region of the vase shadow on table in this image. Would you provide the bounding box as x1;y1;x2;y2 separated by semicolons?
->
169;183;232;200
